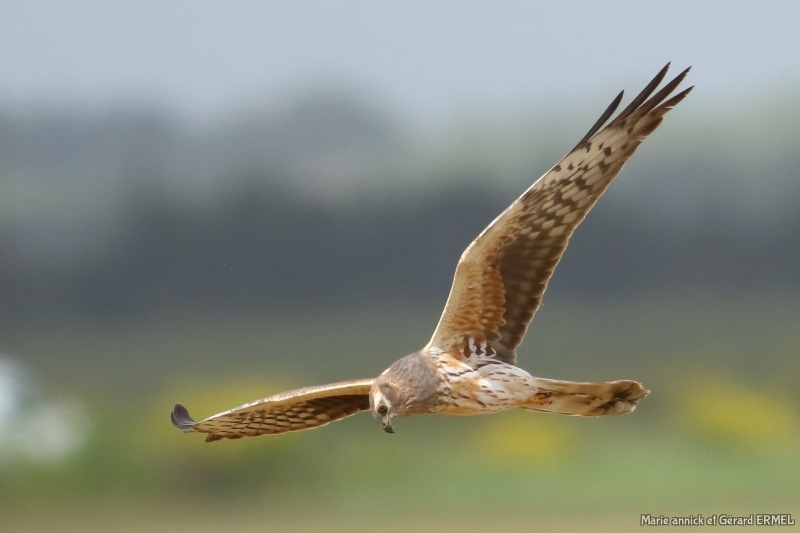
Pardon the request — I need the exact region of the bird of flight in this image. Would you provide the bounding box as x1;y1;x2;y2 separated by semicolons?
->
172;64;692;440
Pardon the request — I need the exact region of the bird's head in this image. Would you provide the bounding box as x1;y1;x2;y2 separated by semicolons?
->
369;378;400;433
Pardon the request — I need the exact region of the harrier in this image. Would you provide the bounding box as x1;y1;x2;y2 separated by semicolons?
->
172;64;692;440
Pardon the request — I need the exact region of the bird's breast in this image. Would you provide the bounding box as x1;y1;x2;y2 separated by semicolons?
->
434;354;536;415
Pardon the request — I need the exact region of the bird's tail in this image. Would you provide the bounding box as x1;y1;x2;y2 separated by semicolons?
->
522;378;649;416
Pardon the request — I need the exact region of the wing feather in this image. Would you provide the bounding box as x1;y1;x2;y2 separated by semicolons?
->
172;378;374;441
426;64;692;364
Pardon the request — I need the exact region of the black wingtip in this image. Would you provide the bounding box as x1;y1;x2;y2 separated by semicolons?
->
573;89;625;150
610;63;672;125
171;403;197;431
655;85;694;113
574;63;691;149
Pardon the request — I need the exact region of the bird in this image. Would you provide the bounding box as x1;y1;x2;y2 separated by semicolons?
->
172;63;692;441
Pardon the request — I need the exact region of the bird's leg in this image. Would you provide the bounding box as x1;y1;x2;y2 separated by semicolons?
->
529;391;553;405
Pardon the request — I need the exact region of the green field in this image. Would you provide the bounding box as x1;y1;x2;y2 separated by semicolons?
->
2;292;799;531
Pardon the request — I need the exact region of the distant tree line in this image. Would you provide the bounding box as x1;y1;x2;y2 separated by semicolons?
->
1;169;798;324
1;92;799;323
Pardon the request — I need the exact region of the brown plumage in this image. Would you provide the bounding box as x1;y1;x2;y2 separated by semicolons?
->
172;64;691;441
172;379;373;441
426;63;691;365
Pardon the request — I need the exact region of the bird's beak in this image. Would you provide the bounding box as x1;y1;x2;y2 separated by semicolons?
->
380;418;394;433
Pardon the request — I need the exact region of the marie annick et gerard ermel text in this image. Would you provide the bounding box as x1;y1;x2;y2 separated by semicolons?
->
641;514;795;526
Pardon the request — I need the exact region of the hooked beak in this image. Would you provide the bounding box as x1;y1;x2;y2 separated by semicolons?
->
379;419;394;433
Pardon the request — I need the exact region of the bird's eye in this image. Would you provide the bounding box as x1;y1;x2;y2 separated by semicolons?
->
377;405;388;414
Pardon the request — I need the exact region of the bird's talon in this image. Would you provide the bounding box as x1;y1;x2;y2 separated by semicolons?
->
532;392;553;405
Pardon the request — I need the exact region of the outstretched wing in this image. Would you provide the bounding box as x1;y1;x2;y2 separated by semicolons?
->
172;378;374;441
426;64;693;364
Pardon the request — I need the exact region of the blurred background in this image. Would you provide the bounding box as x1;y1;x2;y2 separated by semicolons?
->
1;1;799;531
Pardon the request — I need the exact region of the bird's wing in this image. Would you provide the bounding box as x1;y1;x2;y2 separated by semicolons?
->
172;378;374;441
426;64;692;364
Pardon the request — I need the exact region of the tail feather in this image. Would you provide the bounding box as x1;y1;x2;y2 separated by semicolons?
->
524;378;649;416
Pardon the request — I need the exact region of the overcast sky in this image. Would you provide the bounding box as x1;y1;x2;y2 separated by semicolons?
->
0;1;798;125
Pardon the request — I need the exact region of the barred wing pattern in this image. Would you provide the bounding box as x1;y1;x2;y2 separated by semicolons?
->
172;378;374;441
427;64;692;364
